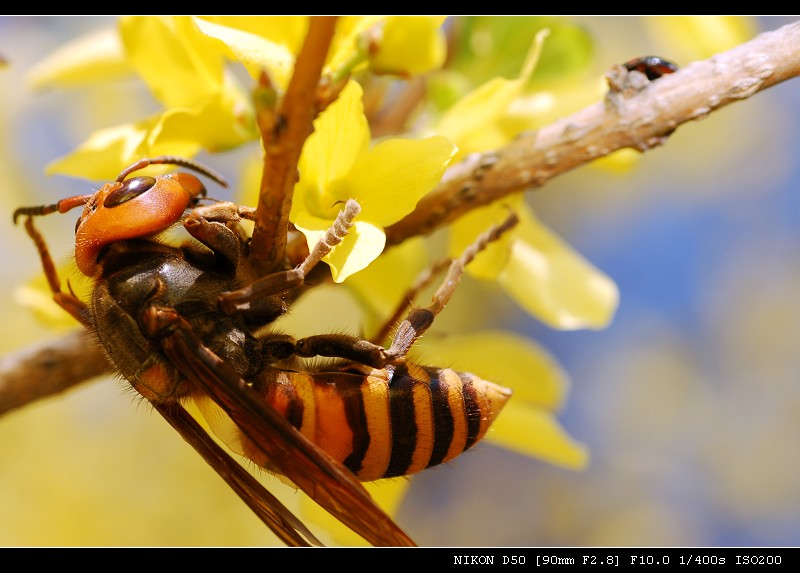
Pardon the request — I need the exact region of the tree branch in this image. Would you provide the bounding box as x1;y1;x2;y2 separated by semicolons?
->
385;19;800;246
0;329;110;415
2;20;799;417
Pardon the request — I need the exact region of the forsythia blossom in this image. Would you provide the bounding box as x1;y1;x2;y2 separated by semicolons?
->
433;32;619;330
290;80;455;282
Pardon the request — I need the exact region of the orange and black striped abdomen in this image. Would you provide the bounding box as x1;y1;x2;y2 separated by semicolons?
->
258;363;511;481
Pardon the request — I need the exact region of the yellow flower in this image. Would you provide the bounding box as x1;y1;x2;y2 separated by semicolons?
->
31;16;255;180
435;29;549;161
290;80;456;282
192;16;307;88
31;16;452;182
341;237;430;337
430;19;596;156
450;199;618;330
196;16;446;86
643;16;757;62
27;25;132;89
367;16;447;76
433;29;617;331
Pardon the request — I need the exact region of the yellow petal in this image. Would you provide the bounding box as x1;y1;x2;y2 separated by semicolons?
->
344;135;456;227
436;76;523;155
327;221;386;283
498;206;619;330
199;16;308;54
48;88;253;182
13;262;90;331
435;29;548;158
448;195;524;280
412;330;568;410
343;237;429;337
27;25;132;90
489;402;589;470
295;80;370;217
119;16;224;108
370;16;447;75
644;16;757;62
591;148;642;174
235;153;263;206
193;17;299;87
152;90;255;153
45;121;152;181
294;214;386;283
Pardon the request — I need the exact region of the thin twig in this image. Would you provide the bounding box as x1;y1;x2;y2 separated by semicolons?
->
368;76;427;138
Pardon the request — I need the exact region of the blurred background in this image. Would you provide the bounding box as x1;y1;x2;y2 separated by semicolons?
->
1;16;799;546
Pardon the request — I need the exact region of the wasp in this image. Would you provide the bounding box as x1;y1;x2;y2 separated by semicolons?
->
13;156;517;546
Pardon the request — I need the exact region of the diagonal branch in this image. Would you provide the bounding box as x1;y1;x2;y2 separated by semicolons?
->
385;19;800;246
0;329;110;415
2;20;800;417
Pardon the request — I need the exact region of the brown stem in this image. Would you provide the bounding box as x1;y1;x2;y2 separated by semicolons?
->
0;329;110;415
249;16;339;274
368;76;427;138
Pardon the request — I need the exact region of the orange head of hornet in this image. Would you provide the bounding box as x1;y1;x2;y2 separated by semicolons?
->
18;156;229;277
73;171;208;276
